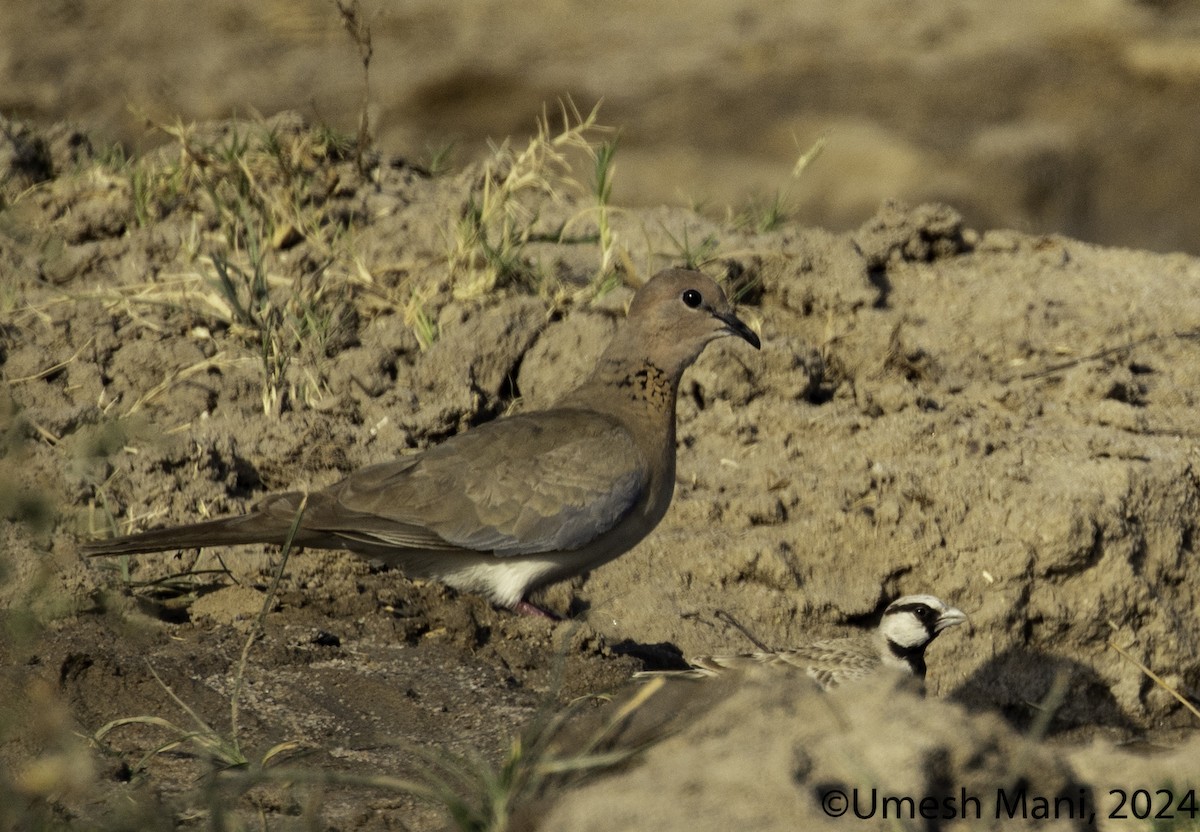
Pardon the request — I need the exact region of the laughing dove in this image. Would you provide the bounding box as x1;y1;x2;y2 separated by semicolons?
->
85;269;761;613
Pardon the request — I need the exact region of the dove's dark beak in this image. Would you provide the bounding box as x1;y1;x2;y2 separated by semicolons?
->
715;310;761;350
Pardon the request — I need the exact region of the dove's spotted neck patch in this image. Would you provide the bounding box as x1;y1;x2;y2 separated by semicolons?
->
616;362;672;408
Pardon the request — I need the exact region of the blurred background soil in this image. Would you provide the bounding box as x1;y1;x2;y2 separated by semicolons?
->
4;0;1200;252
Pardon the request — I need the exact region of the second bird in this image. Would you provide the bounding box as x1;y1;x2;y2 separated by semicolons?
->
640;595;968;690
85;269;761;615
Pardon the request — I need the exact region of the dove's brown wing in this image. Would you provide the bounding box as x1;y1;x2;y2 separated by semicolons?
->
298;409;648;556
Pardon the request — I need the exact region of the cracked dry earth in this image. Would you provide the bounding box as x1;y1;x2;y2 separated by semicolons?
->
2;114;1200;830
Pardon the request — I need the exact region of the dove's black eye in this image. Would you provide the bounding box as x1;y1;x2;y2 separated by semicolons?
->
681;289;702;308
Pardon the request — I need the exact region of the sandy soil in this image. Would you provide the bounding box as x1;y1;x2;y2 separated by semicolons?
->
1;106;1198;830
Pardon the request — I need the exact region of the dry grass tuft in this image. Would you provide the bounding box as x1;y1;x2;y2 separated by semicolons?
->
448;100;616;300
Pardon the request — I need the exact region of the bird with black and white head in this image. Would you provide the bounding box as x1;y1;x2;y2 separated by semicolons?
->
638;594;968;691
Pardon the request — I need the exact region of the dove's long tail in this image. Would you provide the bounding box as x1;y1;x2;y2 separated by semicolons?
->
83;493;312;556
82;514;296;556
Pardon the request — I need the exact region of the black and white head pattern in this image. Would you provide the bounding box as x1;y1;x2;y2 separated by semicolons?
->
876;594;968;678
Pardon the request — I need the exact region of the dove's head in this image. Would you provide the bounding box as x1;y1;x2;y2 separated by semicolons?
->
620;269;761;376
